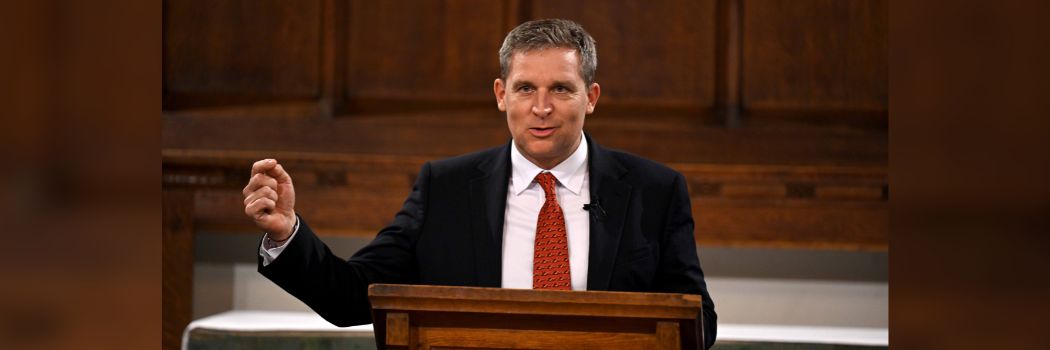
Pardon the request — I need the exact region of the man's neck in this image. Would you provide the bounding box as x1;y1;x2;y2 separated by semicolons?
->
514;139;582;170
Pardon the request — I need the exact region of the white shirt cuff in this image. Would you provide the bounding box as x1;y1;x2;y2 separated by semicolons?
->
259;215;300;267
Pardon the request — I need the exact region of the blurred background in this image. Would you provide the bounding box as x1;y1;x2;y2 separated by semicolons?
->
161;0;886;349
7;0;1050;349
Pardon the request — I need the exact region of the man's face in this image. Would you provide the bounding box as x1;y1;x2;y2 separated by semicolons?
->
494;47;600;170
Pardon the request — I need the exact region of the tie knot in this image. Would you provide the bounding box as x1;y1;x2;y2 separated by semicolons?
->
534;172;558;197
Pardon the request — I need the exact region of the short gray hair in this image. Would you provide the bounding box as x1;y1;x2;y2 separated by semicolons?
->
498;19;597;85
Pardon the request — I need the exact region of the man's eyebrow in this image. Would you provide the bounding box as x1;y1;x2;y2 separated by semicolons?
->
511;81;534;89
550;80;575;88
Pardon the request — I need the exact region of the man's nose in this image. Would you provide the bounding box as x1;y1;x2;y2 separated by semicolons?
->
531;91;553;117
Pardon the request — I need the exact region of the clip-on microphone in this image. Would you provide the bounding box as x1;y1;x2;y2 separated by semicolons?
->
583;195;607;221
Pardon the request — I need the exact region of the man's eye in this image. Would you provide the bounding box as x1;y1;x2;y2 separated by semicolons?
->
517;86;534;92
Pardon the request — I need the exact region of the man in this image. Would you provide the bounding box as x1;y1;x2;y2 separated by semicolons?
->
243;19;717;348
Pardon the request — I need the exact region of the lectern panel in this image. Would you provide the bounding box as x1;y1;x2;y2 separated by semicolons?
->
369;284;703;350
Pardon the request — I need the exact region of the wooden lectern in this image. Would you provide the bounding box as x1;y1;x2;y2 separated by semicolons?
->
368;284;704;350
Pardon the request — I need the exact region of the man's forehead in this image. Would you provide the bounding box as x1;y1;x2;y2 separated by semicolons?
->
505;47;584;82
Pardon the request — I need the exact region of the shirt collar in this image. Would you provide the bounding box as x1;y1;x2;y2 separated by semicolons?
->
510;134;589;196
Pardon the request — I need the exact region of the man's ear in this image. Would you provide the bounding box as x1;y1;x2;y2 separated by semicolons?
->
494;78;507;112
586;82;601;114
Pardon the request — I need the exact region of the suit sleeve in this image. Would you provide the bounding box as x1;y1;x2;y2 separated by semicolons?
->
656;172;718;349
257;162;431;326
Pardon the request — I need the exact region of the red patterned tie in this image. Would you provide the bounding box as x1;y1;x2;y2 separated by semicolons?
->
533;172;572;290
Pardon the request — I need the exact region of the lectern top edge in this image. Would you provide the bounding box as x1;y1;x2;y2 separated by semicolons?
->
368;283;703;307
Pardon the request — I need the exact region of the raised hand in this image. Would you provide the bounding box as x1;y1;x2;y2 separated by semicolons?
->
242;159;297;240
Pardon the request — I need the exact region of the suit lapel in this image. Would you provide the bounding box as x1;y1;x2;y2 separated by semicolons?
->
468;143;511;287
584;134;631;291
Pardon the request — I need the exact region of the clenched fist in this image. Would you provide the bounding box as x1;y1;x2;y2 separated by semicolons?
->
243;159;296;240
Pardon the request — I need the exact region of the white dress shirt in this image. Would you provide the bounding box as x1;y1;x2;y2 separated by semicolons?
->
260;136;591;291
502;136;590;290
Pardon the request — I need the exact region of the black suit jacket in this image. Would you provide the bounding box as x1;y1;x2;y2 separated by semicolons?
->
259;133;717;348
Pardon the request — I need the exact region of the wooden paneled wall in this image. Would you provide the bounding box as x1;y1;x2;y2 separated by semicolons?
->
164;0;324;107
163;0;886;246
742;0;887;112
162;1;886;348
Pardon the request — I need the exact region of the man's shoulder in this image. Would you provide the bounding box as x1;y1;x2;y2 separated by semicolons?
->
426;143;506;177
601;147;683;184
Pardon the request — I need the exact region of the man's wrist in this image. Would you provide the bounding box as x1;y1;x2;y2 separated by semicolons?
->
265;214;299;247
